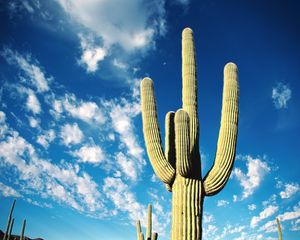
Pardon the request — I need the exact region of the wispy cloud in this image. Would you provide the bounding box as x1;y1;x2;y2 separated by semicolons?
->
0;182;21;197
1;47;51;92
251;204;278;228
217;200;229;207
73;144;105;164
272;82;292;109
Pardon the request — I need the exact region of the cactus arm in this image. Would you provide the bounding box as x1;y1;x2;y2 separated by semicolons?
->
7;218;14;240
203;62;239;196
4;199;16;240
136;220;142;240
182;28;199;160
175;109;192;177
141;78;175;184
20;219;26;240
165;111;176;168
146;204;152;240
152;232;158;240
276;218;282;240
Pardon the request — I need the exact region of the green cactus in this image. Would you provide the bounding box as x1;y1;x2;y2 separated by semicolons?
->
7;218;15;240
136;204;158;240
276;218;282;240
20;220;26;240
140;28;239;240
3;199;16;240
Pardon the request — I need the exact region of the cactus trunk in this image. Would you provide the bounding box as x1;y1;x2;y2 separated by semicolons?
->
3;199;16;240
172;177;203;240
141;27;239;240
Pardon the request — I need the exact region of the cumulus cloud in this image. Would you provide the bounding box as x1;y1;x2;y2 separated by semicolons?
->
26;89;41;114
272;83;292;109
233;155;271;200
55;0;166;72
280;183;299;199
1;47;50;92
37;129;55;148
78;34;107;72
62;93;105;124
251;205;279;228
60;123;83;146
73;144;105;164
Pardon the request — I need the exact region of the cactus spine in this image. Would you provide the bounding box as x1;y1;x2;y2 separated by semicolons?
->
20;219;26;240
140;28;239;240
276;218;282;240
136;204;158;240
3;199;16;240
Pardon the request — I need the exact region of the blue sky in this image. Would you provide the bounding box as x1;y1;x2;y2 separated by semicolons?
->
0;0;299;239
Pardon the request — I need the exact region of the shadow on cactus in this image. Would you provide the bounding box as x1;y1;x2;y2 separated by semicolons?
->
140;27;239;240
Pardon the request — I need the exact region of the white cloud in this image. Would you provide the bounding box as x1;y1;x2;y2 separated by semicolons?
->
37;129;55;148
78;34;107;72
112;58;128;69
28;116;40;128
56;0;166;51
203;212;214;223
174;0;190;5
248;204;257;211
116;152;137;181
102;177;169;236
278;202;300;221
217;200;229;207
280;183;299;199
0;111;6;123
26;89;41;114
60;123;83;146
1;47;50;92
0;126;103;213
0;182;21;197
272;83;292;109
73;144;105;164
251;205;279;228
233;155;271;199
63;93;105;124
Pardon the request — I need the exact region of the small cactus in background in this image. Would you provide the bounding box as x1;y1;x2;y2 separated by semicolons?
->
141;28;239;240
7;218;15;240
136;205;158;240
276;218;282;240
20;220;26;240
3;199;16;240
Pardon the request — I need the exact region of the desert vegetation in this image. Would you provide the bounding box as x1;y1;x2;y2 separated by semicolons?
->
140;27;239;240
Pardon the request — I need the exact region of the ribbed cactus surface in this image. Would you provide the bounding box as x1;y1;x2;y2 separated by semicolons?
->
141;28;239;240
3;199;16;240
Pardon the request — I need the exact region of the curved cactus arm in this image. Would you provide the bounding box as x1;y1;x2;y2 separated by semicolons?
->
165;111;176;168
141;77;176;184
203;62;239;196
175;109;192;177
182;28;199;160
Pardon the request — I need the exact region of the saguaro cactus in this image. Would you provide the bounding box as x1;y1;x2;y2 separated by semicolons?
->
7;218;15;240
276;218;282;240
140;28;239;240
136;204;158;240
20;219;26;240
3;199;16;240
